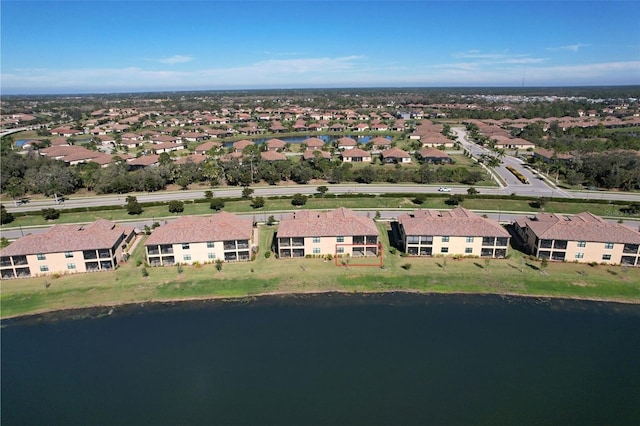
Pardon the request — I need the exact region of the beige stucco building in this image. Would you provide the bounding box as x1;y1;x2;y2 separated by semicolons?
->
0;219;135;279
277;207;379;258
144;212;256;266
514;212;640;266
397;207;510;258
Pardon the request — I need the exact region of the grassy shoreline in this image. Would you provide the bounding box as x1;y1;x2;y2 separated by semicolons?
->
2;224;639;320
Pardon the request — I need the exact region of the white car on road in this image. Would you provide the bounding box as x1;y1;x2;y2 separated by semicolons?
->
438;187;452;192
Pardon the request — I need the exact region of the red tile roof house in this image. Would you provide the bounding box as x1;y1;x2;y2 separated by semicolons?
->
195;141;222;155
302;149;332;161
260;150;287;162
369;137;392;153
40;145;103;166
341;148;372;163
181;132;210;142
144;212;255;266
381;147;412;164
514;212;640;266
420;133;455;148
418;148;453;164
153;142;185;154
336;137;357;150
233;139;254;153
492;135;535;150
151;135;181;144
353;123;369;132
127;154;160;170
276;207;379;258
303;137;325;150
0;219;136;279
50;127;83;137
397;208;510;257
265;138;286;151
533;148;574;164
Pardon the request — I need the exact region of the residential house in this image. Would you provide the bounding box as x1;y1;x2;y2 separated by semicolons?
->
303;137;325;150
233;139;254;153
127;154;160;170
381;147;411;164
302;149;332;161
260;150;287;162
195;141;222;155
277;207;379;258
265;138;286;151
341;148;372;163
369;137;392;153
514;212;640;266
533;148;574;164
154;142;184;154
418;148;453;164
144;212;255;266
336;137;357;150
0;219;135;279
397;208;510;258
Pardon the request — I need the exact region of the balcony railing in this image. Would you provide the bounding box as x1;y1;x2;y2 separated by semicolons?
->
160;245;174;255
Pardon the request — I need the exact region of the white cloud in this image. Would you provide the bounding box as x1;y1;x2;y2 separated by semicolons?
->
2;58;638;93
452;50;548;64
546;44;591;52
156;55;194;64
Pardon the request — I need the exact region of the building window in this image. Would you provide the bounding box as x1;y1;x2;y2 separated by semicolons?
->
602;254;612;261
64;252;74;258
466;237;474;243
183;254;191;261
208;253;215;260
313;248;320;254
604;243;614;250
337;236;344;243
37;254;46;261
182;243;190;250
441;247;449;253
442;236;450;243
67;263;76;270
337;247;344;254
207;242;215;248
465;247;473;254
39;265;49;272
313;237;321;243
575;252;584;259
577;241;586;248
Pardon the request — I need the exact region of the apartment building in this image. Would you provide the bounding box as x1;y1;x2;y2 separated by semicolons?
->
397;207;510;258
277;207;379;258
514;212;640;266
145;212;255;266
0;219;135;279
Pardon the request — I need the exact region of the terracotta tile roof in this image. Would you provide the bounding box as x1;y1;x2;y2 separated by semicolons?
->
370;137;392;147
278;207;378;238
145;212;253;245
419;148;451;158
233;139;254;151
341;148;371;159
266;138;286;149
127;154;160;166
517;212;640;244
195;141;222;153
175;154;207;165
381;147;410;158
337;137;357;147
260;150;287;161
302;149;331;160
304;137;325;148
1;219;134;256
534;148;574;161
399;208;509;237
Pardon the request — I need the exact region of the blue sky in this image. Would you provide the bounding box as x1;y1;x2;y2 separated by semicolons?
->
1;1;639;94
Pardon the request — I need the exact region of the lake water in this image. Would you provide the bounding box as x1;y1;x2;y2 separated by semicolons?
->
2;293;639;425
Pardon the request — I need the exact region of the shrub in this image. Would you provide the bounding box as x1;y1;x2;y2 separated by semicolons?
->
401;263;412;270
264;251;271;258
291;193;307;206
0;205;14;225
210;198;225;211
215;259;223;271
177;264;184;274
141;267;149;277
251;196;265;209
41;208;60;220
168;200;184;213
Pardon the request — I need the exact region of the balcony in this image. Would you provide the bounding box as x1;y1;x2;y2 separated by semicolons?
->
482;237;496;247
160;245;174;255
147;247;160;256
496;237;509;247
12;256;28;266
292;238;304;247
83;250;98;260
15;267;31;277
366;236;378;245
223;241;236;250
353;236;365;245
553;240;567;250
1;257;12;267
539;239;553;249
623;244;639;254
237;240;249;250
